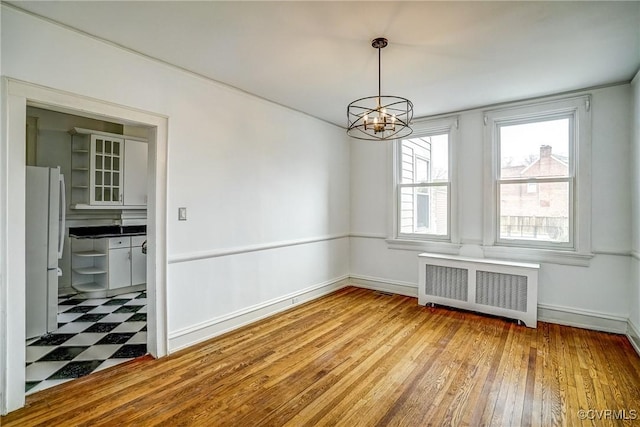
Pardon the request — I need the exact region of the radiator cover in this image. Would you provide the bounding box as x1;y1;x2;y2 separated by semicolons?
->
418;253;539;327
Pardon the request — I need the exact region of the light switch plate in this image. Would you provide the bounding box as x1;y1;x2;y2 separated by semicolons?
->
178;207;187;221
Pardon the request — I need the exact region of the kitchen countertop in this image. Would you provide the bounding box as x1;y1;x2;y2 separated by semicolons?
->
69;225;146;239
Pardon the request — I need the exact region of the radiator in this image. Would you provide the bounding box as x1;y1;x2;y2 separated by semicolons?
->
418;253;539;327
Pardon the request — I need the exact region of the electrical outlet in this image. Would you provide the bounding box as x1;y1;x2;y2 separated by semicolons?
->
178;207;187;221
292;297;299;304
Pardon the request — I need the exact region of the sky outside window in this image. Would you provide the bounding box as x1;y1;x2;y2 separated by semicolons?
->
500;118;570;169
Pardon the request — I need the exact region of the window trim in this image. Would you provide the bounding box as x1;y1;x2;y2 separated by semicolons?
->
482;95;592;265
388;115;459;252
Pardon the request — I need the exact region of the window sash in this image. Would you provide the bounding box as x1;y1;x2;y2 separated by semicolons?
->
397;182;450;240
497;113;575;180
400;136;448;185
496;177;574;249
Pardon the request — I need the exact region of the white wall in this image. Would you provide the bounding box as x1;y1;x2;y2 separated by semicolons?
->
630;70;640;348
1;5;350;351
351;84;633;331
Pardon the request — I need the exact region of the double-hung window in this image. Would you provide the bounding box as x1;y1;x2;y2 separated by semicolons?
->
498;116;573;246
483;96;591;263
395;117;457;243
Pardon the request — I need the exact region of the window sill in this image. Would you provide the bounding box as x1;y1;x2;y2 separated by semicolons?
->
481;245;593;267
386;238;461;255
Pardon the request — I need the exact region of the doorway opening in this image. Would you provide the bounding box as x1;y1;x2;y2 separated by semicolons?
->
1;79;168;414
24;107;150;394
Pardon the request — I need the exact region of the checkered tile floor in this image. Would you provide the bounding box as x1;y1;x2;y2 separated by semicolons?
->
25;291;147;395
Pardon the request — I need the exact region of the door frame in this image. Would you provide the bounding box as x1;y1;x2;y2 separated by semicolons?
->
1;78;169;414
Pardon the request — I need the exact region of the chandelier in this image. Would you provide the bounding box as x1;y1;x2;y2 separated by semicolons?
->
347;37;414;141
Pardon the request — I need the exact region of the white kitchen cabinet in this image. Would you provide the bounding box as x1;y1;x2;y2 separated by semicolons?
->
71;131;123;206
108;237;132;289
107;236;146;290
91;134;124;205
123;139;148;207
70;128;147;209
108;247;131;289
71;234;146;293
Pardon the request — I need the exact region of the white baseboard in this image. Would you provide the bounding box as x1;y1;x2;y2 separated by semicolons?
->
350;276;631;335
168;276;350;352
167;274;638;357
627;319;640;357
537;303;628;334
349;275;418;297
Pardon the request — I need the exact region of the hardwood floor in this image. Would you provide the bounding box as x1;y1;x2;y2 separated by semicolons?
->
3;286;640;426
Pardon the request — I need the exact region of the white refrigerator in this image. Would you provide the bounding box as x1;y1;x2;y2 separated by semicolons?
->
26;166;66;339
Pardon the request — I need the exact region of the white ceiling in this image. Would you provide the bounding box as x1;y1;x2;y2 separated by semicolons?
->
9;1;640;128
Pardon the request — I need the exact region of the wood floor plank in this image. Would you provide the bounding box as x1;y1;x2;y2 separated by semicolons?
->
483;322;519;426
3;287;640;426
505;324;531;427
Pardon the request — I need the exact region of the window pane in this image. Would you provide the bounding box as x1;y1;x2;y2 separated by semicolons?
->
401;133;448;184
416;157;429;183
500;118;570;179
399;186;448;236
499;181;569;243
401;145;414;183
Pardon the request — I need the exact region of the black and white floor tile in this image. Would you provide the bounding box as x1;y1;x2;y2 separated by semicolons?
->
25;291;147;395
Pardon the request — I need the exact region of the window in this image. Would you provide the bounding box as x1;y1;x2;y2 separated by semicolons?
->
483;95;591;263
395;117;457;242
498;117;572;246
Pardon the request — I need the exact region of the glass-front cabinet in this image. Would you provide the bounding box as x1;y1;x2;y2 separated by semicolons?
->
70;128;147;209
91;134;123;205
